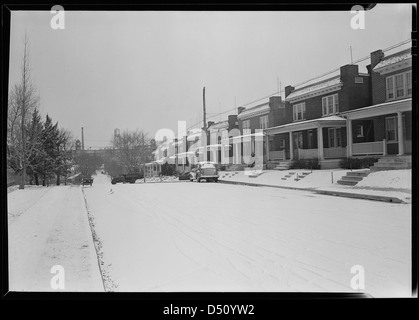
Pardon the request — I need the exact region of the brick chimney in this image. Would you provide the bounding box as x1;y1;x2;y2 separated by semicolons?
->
269;96;283;108
370;49;384;70
340;64;359;83
285;85;295;98
238;106;246;114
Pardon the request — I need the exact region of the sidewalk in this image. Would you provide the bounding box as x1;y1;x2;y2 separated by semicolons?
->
7;185;104;292
218;169;412;204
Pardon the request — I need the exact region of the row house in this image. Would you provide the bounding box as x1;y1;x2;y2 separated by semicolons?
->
235;96;285;167
342;48;412;158
265;64;371;168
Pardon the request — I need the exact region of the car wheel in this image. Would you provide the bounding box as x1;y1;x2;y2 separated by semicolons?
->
214;179;218;182
197;178;201;183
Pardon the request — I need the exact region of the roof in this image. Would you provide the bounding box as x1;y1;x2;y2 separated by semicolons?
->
208;120;229;130
286;76;342;102
265;115;347;134
237;103;270;120
373;49;412;71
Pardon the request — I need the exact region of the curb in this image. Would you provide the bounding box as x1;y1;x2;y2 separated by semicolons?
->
218;179;406;204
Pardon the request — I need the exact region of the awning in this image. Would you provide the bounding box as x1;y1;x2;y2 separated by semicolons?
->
231;132;265;141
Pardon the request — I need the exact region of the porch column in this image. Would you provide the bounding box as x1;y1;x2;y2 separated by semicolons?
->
347;118;353;157
289;131;294;160
265;134;270;162
397;112;404;155
317;126;324;160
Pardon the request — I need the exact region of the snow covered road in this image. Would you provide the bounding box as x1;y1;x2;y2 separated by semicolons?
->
8;185;104;292
83;173;411;297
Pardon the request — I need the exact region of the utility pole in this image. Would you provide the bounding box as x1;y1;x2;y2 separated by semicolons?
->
350;46;354;64
203;87;207;133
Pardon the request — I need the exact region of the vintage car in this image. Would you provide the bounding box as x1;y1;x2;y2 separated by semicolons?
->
82;177;93;186
190;162;218;182
178;170;191;181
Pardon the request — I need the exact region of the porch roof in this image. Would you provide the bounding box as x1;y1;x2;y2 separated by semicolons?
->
265;115;346;135
341;98;411;120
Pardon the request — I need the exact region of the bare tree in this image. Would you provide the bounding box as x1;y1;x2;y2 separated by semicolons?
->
110;129;153;173
8;34;39;189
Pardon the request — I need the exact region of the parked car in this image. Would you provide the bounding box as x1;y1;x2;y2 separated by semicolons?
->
178;170;191;180
82;177;93;186
111;172;144;184
190;162;218;182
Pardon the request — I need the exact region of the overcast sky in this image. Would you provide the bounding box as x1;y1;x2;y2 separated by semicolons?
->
8;4;412;148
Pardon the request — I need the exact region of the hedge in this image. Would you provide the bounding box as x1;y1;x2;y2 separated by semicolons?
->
339;157;379;169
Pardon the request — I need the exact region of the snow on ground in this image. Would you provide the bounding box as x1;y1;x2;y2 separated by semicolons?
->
7;185;103;292
219;169;351;189
356;169;411;190
219;169;412;203
84;172;411;297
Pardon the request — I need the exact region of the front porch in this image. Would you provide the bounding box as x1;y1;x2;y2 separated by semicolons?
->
343;98;412;157
265;116;348;164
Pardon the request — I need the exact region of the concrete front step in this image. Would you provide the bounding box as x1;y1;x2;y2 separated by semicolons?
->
341;175;364;181
347;171;370;177
337;179;359;186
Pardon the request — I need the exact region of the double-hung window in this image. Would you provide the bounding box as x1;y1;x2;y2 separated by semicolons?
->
386;71;412;100
293;102;306;121
322;93;339;116
259;115;269;129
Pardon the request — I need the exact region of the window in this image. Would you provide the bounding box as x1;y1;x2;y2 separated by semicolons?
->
355;77;364;83
293;102;306;121
386;71;412;100
278;138;285;149
406;72;412;95
210;132;217;145
385;117;398;142
242;120;250;130
259;115;269;129
328;128;342;148
356;125;364;138
322;93;339;116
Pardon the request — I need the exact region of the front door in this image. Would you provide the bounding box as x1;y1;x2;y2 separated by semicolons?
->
385;116;398;155
293;132;303;160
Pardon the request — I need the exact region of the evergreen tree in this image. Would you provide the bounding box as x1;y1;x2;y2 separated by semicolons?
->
26;108;45;185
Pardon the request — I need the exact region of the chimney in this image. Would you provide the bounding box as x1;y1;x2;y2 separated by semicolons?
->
285;85;295;98
269;96;283;108
238;106;246;114
340;64;359;83
370;49;384;70
228;115;238;129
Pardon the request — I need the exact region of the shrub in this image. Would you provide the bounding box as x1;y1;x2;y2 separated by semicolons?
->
161;163;176;176
339;157;379;169
290;158;320;170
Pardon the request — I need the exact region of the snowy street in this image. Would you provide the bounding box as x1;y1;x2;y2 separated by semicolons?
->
8;185;103;292
82;173;411;297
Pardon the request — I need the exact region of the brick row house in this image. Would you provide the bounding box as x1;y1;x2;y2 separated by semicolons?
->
264;47;412;169
148;46;412;175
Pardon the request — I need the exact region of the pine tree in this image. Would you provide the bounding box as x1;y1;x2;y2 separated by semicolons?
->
26;108;45;185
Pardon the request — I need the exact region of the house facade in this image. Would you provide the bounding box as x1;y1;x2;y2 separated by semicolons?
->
265;64;371;168
236;96;284;166
342;48;412;158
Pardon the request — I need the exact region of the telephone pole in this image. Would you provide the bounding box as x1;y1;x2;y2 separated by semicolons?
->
203;87;207;133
